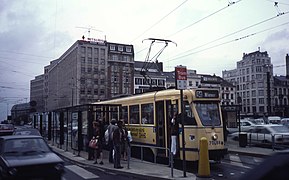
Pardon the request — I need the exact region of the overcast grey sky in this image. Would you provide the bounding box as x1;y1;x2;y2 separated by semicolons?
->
1;0;289;120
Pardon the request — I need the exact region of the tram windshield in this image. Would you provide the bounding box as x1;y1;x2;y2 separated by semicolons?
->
195;102;221;126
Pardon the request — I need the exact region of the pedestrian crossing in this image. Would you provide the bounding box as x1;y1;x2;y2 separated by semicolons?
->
63;165;100;179
224;154;264;169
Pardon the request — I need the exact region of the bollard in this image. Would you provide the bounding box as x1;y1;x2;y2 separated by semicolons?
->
197;137;210;178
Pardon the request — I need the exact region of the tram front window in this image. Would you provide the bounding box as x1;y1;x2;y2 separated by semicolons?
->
195;102;221;126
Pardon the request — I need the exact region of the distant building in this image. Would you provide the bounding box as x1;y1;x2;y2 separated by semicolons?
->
273;75;289;117
223;49;273;117
134;61;166;94
43;39;134;111
30;74;44;113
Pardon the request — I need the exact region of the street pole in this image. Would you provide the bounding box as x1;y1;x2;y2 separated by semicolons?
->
180;89;186;177
267;71;271;116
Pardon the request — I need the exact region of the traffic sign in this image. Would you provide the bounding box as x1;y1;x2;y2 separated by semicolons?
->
175;66;187;90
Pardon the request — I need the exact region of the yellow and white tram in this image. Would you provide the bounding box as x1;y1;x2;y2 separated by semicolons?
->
93;88;227;162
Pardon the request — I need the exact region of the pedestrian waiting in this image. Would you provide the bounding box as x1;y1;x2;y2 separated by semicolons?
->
107;118;117;163
113;120;124;169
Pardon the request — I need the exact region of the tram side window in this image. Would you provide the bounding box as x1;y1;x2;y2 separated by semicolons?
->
129;105;140;124
182;101;197;125
141;103;154;124
121;106;128;124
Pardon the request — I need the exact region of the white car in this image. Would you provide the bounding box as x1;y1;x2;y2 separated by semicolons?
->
281;118;289;127
227;119;256;134
231;124;289;145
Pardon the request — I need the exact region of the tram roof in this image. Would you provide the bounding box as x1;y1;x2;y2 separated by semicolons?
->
92;88;218;105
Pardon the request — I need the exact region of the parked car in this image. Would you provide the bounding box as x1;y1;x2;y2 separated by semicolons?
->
281;118;289;127
13;128;41;136
230;124;289;146
227;119;256;134
252;118;265;125
0;124;14;136
267;116;281;124
0;135;64;179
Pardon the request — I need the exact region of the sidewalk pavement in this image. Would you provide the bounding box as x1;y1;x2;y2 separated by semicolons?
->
49;139;279;180
49;142;196;180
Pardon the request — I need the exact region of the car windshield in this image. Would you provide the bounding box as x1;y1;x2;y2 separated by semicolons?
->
4;138;51;155
271;126;289;133
195;102;221;126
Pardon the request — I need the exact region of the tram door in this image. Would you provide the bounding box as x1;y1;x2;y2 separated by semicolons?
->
156;101;165;155
166;100;179;157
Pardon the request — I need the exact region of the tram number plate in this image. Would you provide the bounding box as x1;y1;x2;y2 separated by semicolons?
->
209;140;222;145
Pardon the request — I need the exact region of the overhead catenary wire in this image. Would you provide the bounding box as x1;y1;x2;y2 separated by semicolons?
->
129;0;189;44
165;20;289;63
166;10;289;61
134;0;243;56
166;0;243;38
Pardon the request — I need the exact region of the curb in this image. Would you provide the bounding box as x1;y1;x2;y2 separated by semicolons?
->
51;146;172;180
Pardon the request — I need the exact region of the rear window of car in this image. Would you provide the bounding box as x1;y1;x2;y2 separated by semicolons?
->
4;138;50;153
0;124;14;130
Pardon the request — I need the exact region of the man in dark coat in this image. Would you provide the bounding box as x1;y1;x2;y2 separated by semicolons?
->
113;120;124;169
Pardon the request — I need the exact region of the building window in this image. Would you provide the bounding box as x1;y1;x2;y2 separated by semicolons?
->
118;45;123;52
151;79;157;85
112;55;118;61
158;79;165;86
259;98;264;104
100;49;105;59
81;57;86;64
87;47;92;58
94;58;98;64
110;45;115;51
256;74;262;79
81;46;85;54
81;67;85;73
126;46;132;52
87;67;92;74
256;66;262;72
135;78;142;85
87;58;92;64
94;89;98;94
252;90;256;97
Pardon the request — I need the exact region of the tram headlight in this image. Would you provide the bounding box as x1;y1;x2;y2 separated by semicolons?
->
212;133;218;141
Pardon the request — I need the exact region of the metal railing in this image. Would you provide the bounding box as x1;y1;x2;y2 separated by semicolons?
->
247;133;289;151
128;144;174;177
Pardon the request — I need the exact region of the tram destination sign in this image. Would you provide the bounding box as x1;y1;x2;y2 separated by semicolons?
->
175;66;187;90
196;90;219;98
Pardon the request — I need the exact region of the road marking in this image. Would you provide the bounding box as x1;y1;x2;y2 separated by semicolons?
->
65;165;99;179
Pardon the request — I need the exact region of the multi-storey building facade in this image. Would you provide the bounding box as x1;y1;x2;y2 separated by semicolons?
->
223;50;274;116
30;74;44;113
272;54;289;117
44;40;134;111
